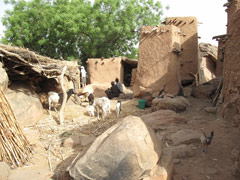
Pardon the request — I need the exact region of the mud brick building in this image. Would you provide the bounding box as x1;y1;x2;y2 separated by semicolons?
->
221;0;240;123
165;17;198;83
133;25;181;97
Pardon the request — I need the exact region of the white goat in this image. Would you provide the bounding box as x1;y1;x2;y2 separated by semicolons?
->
93;97;111;120
47;89;75;119
87;105;95;117
48;91;60;119
116;100;121;119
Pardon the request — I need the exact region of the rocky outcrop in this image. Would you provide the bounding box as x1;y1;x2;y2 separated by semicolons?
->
191;77;221;99
5;82;44;128
170;129;200;146
151;96;190;113
0;63;8;92
141;110;187;130
198;43;218;84
68;116;165;180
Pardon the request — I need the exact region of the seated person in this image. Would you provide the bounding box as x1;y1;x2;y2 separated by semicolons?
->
105;81;120;99
115;78;123;93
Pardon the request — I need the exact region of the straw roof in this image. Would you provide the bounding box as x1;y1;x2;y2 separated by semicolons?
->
0;44;80;86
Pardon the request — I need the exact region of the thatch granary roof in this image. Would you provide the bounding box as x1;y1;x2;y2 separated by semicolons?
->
0;44;80;89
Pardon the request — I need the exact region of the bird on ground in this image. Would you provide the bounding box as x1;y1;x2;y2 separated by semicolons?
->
200;128;214;153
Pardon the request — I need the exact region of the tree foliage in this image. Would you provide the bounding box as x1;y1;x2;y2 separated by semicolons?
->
1;0;163;62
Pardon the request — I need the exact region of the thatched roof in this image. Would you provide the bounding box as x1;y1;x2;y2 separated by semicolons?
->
0;44;80;85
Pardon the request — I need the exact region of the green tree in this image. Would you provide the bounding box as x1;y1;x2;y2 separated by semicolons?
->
1;0;163;62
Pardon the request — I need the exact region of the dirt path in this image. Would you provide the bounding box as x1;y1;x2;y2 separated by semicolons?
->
7;97;240;180
172;97;240;180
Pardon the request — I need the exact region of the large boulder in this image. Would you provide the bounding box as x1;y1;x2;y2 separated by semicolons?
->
198;43;218;84
141;110;187;130
151;96;189;113
140;150;173;180
5;82;44;128
0;62;9;92
191;77;221;99
68;116;162;180
170;129;200;146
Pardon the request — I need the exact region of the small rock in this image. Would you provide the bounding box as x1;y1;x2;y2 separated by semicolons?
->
204;107;217;114
174;159;181;164
63;136;81;149
170;144;193;159
170;129;200;145
79;136;96;146
204;168;218;175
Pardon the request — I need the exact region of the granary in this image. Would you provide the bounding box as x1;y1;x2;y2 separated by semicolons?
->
86;56;137;87
0;44;80;93
132;16;199;97
212;34;229;77
165;17;198;84
133;24;182;97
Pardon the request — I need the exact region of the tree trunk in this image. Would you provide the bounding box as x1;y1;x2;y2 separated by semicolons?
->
59;66;67;125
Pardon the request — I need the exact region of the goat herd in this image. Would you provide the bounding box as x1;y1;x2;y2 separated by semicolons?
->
47;89;122;122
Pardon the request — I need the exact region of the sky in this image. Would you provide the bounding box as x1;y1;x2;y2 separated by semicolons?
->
0;0;228;46
160;0;227;46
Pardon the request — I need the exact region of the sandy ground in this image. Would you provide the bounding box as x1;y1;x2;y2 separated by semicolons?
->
7;96;240;180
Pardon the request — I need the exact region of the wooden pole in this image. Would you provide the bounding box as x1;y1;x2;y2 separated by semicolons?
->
59;66;67;125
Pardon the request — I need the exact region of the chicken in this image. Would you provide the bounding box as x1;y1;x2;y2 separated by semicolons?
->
200;128;214;152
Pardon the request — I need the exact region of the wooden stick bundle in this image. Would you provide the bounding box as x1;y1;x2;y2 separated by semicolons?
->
0;88;32;167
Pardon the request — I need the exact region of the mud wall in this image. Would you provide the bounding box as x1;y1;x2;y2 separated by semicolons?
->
86;57;124;84
216;41;224;77
133;25;181;97
222;0;240;122
165;17;198;82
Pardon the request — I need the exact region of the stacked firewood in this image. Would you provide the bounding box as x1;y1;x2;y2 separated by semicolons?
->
0;88;32;167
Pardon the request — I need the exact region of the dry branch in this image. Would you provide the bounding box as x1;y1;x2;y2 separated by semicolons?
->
59;66;67;125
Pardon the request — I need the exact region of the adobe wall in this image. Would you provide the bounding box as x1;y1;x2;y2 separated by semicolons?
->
86;57;124;84
165;17;198;82
133;25;181;97
216;41;224;77
222;0;240;122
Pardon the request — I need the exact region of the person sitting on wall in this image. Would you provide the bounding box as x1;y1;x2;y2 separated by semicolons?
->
115;78;123;93
105;81;120;99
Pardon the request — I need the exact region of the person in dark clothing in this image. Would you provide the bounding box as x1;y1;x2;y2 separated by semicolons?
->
115;78;123;93
105;81;120;99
